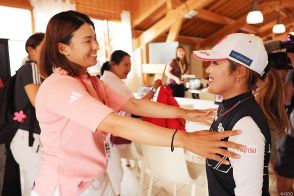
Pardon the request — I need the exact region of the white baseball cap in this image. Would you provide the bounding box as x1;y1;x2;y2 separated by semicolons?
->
193;33;268;76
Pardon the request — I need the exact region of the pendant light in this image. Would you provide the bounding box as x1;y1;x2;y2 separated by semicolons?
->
246;1;264;24
272;16;286;34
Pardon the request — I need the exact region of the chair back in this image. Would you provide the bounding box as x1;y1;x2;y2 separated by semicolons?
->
141;145;193;184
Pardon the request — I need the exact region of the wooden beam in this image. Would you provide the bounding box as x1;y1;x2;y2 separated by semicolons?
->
132;0;166;27
166;0;173;9
197;9;234;25
135;0;214;48
166;18;184;42
258;19;277;34
200;17;246;48
200;0;294;48
196;9;258;34
0;0;32;9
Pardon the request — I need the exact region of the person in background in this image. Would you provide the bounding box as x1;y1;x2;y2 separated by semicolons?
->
165;45;189;97
32;10;244;196
193;33;272;196
100;50;161;195
9;32;44;196
275;63;294;194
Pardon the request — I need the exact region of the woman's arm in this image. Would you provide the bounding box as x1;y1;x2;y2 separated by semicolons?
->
141;79;162;100
165;63;183;84
121;98;215;124
24;84;40;107
229;117;266;196
98;112;244;164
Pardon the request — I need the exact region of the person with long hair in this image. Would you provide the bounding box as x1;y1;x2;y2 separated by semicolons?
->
32;11;245;195
165;45;189;97
194;33;272;195
255;52;291;165
100;50;161;195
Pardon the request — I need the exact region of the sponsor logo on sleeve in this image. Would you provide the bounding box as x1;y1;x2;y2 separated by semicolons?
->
69;91;83;103
238;144;257;155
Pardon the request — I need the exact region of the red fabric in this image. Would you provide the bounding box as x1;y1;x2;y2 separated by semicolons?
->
0;79;3;89
143;85;186;131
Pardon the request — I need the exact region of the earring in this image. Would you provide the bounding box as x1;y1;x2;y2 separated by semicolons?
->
236;78;239;82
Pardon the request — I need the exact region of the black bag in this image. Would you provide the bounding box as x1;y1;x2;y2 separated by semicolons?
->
0;74;19;144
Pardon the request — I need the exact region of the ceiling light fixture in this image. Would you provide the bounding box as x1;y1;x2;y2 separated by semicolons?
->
182;0;197;19
272;16;286;34
246;1;263;24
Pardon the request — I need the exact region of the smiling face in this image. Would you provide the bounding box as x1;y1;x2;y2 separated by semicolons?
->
112;55;131;79
176;47;186;60
206;59;241;99
62;23;99;70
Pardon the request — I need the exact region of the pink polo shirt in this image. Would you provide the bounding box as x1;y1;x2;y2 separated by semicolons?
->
34;73;129;195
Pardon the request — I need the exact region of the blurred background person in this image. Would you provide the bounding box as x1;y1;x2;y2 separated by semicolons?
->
9;32;44;196
165;45;189;97
100;49;161;195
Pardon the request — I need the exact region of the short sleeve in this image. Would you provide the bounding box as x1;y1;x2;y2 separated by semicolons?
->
19;62;42;86
228;116;265;196
36;73;114;132
100;81;130;112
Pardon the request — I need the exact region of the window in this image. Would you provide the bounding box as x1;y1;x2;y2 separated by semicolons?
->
0;6;32;75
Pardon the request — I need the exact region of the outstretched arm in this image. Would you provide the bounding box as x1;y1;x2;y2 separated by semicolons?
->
121;97;216;125
98;113;244;164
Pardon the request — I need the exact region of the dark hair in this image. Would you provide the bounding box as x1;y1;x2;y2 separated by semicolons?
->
100;50;130;75
25;32;45;53
40;10;95;77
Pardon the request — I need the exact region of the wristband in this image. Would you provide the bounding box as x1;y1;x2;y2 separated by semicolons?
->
171;129;178;152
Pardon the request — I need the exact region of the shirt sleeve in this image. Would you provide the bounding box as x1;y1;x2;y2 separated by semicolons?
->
19;62;42;86
37;74;114;132
228;116;265;196
101;81;130;112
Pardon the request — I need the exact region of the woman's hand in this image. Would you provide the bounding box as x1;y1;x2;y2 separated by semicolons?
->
181;130;245;164
175;77;184;84
152;79;162;90
184;108;217;125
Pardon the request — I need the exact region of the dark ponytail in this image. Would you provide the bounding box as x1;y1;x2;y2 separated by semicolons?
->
100;61;111;75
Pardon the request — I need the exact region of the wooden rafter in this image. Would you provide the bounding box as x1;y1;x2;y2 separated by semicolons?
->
132;0;166;27
135;0;214;48
166;18;184;42
200;0;294;48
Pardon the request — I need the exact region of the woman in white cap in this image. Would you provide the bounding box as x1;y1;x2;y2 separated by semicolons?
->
194;33;272;196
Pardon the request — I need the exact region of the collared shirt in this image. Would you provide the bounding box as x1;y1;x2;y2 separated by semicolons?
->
34;72;129;196
100;70;133;117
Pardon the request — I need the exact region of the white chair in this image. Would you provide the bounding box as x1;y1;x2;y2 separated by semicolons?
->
141;145;207;196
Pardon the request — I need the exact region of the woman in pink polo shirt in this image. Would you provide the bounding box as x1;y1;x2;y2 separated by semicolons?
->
32;10;245;196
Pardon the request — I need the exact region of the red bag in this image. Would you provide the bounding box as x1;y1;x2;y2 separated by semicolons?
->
143;85;186;131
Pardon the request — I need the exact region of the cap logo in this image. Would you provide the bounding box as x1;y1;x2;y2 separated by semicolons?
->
199;51;211;56
229;50;252;66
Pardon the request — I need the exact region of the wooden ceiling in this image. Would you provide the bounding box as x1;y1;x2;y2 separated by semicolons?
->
1;0;294;49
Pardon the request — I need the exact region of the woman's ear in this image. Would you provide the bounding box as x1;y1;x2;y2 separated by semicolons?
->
235;65;248;79
58;42;69;56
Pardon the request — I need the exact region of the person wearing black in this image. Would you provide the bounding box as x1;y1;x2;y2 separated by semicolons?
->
9;32;44;196
194;33;272;195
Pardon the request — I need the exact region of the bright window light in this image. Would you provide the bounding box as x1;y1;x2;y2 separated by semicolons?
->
0;6;32;75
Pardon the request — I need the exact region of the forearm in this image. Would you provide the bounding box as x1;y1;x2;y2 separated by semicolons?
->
165;71;179;81
121;98;186;119
98;113;185;147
